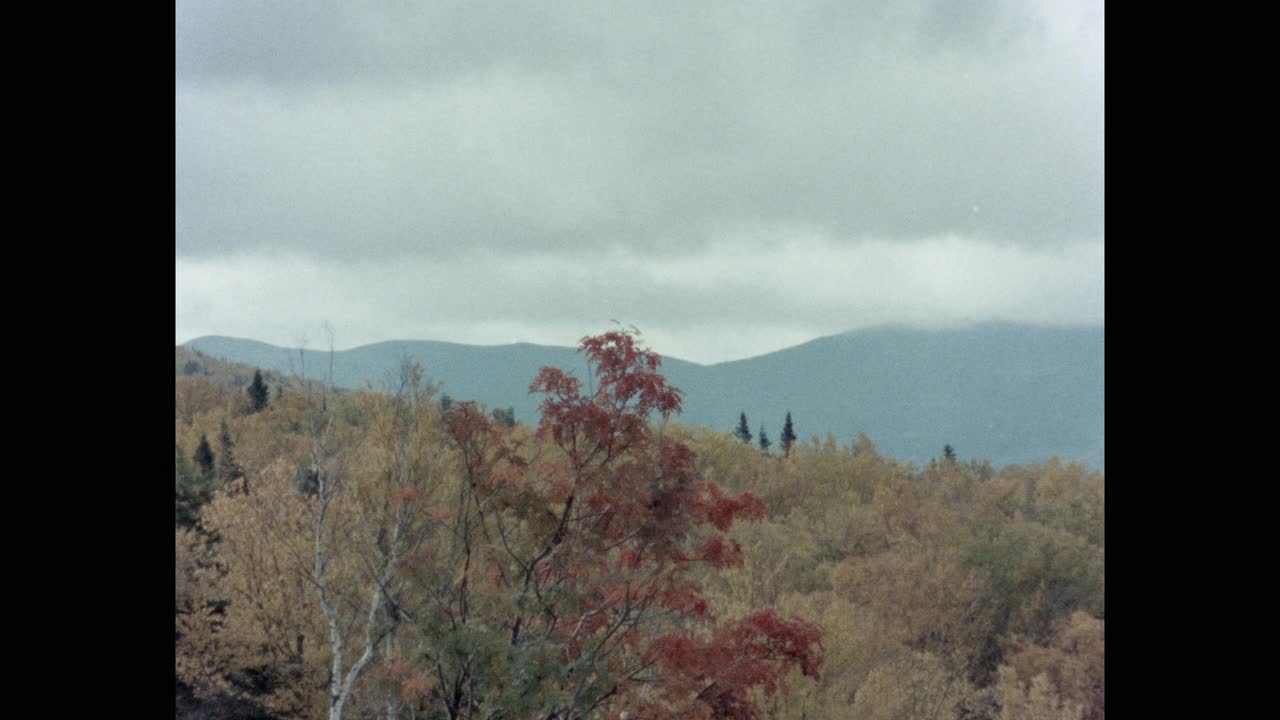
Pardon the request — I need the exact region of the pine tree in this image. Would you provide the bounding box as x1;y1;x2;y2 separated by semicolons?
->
218;419;244;488
943;444;956;462
248;369;270;412
193;433;215;477
780;412;797;456
758;425;771;453
180;437;217;529
175;446;202;529
734;412;753;443
491;407;516;428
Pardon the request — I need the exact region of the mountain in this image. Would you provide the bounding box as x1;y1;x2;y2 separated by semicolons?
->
183;323;1103;470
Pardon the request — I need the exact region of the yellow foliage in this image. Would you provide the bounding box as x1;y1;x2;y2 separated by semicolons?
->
852;650;979;720
175;357;1104;720
998;612;1104;720
178;458;330;717
994;667;1085;720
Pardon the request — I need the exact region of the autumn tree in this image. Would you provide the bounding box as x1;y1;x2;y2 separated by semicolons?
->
174;331;1110;720
248;368;270;412
306;361;447;720
780;413;797;456
735;412;753;443
176;376;229;425
178;459;330;717
180;359;450;720
388;330;823;720
994;611;1103;720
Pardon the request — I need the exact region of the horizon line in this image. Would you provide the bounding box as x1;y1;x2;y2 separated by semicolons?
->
178;319;1104;368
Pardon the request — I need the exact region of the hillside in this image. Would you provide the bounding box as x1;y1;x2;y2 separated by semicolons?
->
182;323;1103;470
177;330;1105;720
177;346;304;392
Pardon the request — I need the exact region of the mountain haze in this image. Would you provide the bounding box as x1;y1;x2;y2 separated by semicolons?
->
185;324;1103;470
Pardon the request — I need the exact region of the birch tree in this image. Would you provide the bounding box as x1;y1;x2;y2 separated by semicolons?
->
307;360;445;720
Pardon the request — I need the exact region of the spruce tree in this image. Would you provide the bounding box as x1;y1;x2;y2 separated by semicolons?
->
248;369;270;412
218;419;244;488
492;407;516;428
180;437;217;528
780;412;797;456
943;444;956;462
193;433;215;477
734;412;753;443
758;425;771;453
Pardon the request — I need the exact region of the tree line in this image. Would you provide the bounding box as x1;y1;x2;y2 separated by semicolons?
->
176;336;1103;720
733;411;800;457
178;333;823;720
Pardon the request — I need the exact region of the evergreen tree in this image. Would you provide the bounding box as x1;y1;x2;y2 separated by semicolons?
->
193;433;215;477
175;447;200;529
492;407;516;428
218;419;244;488
943;444;956;462
248;369;270;412
758;425;771;453
177;443;215;530
734;412;753;443
780;412;797;456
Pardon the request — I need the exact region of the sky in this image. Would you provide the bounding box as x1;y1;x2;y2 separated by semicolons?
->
176;0;1103;365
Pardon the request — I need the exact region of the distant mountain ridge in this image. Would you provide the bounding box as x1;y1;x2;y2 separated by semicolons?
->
184;323;1103;470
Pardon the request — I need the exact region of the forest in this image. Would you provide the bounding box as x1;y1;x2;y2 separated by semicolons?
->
176;331;1103;720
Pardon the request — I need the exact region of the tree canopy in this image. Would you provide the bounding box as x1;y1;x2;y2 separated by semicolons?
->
178;332;823;720
175;334;1103;720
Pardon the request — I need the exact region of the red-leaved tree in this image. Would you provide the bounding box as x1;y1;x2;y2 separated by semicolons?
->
392;330;822;720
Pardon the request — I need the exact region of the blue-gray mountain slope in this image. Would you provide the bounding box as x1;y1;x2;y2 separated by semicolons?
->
185;324;1103;471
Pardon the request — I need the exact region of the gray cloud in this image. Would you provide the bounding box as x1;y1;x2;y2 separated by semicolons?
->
176;234;1102;364
176;1;1103;357
176;1;1102;256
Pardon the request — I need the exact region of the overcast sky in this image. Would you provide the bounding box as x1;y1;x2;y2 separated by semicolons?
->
176;0;1103;364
